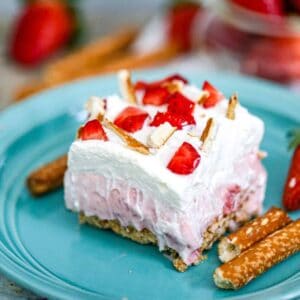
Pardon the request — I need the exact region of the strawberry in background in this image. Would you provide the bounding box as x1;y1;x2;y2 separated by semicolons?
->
283;129;300;211
10;0;78;67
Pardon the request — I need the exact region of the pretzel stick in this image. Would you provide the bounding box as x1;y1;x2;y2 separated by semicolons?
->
15;44;178;101
214;219;300;289
44;28;138;84
27;155;68;196
218;207;291;262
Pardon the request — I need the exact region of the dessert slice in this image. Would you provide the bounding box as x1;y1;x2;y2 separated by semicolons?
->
64;71;267;271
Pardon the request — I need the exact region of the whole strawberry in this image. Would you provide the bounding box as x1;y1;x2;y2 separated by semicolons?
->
283;129;300;211
10;0;74;66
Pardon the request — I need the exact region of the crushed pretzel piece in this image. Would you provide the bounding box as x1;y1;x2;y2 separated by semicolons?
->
162;80;184;94
226;93;239;120
118;69;136;104
197;91;210;105
218;207;291;263
214;219;300;290
200;118;215;150
147;123;176;148
257;150;268;160
85;96;106;120
103;118;149;155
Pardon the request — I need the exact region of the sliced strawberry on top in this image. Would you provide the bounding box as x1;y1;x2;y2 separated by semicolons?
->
231;0;284;16
283;129;300;211
135;74;188;90
114;106;149;133
79;120;108;141
201;81;223;108
168;92;195;115
150;111;195;129
167;142;201;175
142;86;171;106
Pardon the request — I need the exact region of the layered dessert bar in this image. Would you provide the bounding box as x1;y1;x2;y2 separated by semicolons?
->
64;70;267;271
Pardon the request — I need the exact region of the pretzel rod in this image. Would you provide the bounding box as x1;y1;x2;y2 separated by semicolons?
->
15;44;178;101
214;219;300;289
14;81;49;102
218;207;291;262
27;155;68;196
44;28;137;84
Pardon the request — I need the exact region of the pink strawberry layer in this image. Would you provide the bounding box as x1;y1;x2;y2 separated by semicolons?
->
64;154;266;265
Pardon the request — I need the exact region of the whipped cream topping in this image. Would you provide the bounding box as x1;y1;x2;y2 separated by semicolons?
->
68;82;264;210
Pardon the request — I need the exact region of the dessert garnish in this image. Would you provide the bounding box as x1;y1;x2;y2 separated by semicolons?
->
283;128;300;211
142;86;171;106
103;118;149;155
200;117;215;148
85;96;106;120
201;81;223;108
147;123;176;148
167;142;201;175
114;106;149;133
79;119;108;141
214;219;300;290
226;93;239;120
118;69;136;104
218;207;291;263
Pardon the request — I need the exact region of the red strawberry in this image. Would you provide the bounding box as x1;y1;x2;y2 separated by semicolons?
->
283;129;300;211
114;106;149;133
10;1;74;66
231;0;284;16
167;142;201;175
202;81;223;108
168;92;195;115
167;2;201;51
80;120;108;141
150;111;195;129
135;74;188;90
142;86;171;106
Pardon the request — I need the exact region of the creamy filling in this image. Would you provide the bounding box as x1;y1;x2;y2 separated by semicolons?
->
64;153;266;265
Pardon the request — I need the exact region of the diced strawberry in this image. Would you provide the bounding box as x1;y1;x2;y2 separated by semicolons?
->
168;92;195;115
80;120;108;141
202;81;223;108
167;142;201;175
231;0;284;16
223;185;241;215
135;74;188;90
283;130;300;211
168;3;201;51
114;106;149;133
142;86;171;106
150;111;195;129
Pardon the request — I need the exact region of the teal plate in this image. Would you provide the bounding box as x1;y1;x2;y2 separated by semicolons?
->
0;70;299;300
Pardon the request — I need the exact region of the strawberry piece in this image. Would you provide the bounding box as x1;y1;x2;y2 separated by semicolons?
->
142;86;171;106
114;106;149;133
223;185;241;215
167;142;201;175
168;92;195;115
167;3;201;51
283;130;300;211
150;111;195;129
80;120;108;141
231;0;284;16
202;81;223;108
10;1;73;66
135;74;188;90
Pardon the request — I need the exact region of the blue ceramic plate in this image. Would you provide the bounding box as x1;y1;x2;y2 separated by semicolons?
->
0;70;299;300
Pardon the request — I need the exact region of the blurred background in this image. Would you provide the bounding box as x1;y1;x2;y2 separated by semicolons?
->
3;0;300;111
1;0;300;297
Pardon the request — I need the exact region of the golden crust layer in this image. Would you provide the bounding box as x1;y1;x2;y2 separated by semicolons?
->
79;208;254;272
